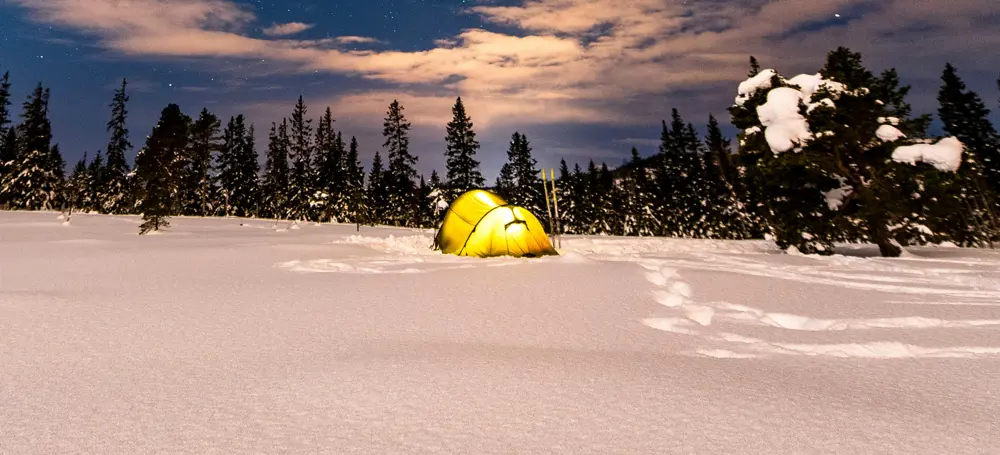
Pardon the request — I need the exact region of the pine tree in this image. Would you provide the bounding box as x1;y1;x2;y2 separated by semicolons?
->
935;63;1000;244
748;56;761;77
1;147;60;210
184;108;222;216
18;83;53;162
67;153;90;212
705;114;753;238
416;175;434;228
367;150;389;224
217;115;259;217
103;78;133;214
555;159;574;234
261;120;291;219
382;99;418;226
0;128;17;208
0;70;12;181
134;104;190;234
444;96;484;196
2;83;61;210
494;132;520;202
86;151;105;212
287;95;314;221
729;47;963;256
427;169;447;223
312;107;337;220
342;136;368;225
621;147;656;236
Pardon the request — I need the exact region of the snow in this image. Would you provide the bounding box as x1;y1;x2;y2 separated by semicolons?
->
756;87;812;153
876;124;906;142
735;69;777;105
892;136;965;172
786;73;846;98
2;212;999;453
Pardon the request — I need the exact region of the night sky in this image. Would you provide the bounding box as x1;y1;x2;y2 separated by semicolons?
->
2;0;998;180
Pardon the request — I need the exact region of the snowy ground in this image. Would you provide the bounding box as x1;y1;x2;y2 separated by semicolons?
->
2;211;999;453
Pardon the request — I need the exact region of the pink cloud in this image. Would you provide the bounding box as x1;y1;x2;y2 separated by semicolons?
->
262;22;313;36
10;0;1000;132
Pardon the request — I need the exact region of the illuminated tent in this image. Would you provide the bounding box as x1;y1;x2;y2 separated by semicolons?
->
433;189;558;258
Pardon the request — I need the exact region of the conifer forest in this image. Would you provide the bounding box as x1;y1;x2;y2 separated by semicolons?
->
2;47;999;257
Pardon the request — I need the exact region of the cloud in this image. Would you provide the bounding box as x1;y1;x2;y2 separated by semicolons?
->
262;22;312;36
335;36;381;44
10;0;1000;134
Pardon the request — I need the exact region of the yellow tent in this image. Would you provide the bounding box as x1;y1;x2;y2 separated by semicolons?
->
434;189;558;258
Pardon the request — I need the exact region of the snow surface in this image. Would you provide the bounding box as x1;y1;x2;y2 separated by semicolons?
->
2;212;1000;453
892;137;965;172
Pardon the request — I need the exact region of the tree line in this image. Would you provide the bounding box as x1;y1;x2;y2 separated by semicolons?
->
1;47;999;255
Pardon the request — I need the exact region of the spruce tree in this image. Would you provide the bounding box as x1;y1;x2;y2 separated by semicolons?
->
513;132;543;216
367;150;389;224
67;153;90;212
444;96;484;196
0;70;11;136
729;47;963;256
342;136;368;225
622;147;656;236
705;114;753;238
0;70;12;180
2;83;61;210
0;129;17;208
18;83;53;162
287;95;314;221
134;104;190;234
184;108;222;216
494;132;520;202
555;159;574;234
312;107;337;220
427;169;447;223
748;56;761;77
382;99;418;226
935;63;1000;244
103;78;133;214
261;120;291;219
0;147;59;210
218;115;259;217
87;151;105;212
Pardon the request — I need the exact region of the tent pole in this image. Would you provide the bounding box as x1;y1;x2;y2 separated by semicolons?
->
550;168;561;249
541;170;555;246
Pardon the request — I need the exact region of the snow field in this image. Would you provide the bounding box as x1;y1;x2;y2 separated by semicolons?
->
2;212;999;453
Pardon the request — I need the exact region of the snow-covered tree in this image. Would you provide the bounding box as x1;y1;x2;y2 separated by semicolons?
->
86;151;105;212
367;150;389;225
312;107;342;221
339;136;368;225
382;99;418;226
444;96;484;197
729;47;965;256
287;96;314;221
0;147;60;210
217;115;259;217
261;120;291;220
183;108;222;216
704;114;754;239
933;63;1000;244
134;104;190;234
103;78;133;214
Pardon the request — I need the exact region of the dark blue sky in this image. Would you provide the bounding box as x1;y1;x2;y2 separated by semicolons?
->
1;0;998;180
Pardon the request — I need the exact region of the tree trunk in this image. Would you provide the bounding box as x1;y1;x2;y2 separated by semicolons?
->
867;217;901;257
